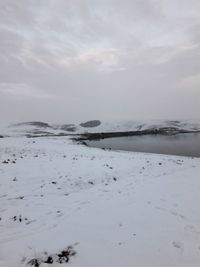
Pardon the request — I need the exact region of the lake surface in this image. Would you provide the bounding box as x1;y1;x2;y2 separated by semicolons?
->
86;133;200;157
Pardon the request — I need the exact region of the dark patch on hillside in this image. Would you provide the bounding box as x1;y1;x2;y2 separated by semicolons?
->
80;120;101;128
12;121;50;128
60;124;77;132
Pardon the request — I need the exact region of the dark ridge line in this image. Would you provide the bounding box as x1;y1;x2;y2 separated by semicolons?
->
26;133;78;138
74;128;200;141
3;128;200;139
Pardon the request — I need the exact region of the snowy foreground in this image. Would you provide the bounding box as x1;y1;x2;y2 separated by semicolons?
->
0;136;200;267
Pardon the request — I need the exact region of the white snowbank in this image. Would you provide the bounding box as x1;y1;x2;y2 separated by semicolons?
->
0;136;200;266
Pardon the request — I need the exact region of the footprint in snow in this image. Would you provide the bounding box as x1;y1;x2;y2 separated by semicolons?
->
172;241;184;251
170;210;186;220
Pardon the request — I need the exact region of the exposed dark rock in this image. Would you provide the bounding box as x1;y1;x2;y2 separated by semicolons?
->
27;258;41;267
80;120;101;128
16;196;24;200
2;160;8;164
12;215;23;222
57;246;76;263
44;256;53;264
60;124;77;132
27;246;76;266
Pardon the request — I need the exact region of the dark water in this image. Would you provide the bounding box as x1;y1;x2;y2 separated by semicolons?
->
86;133;200;157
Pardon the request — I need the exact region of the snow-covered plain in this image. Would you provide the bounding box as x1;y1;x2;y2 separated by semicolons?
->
0;132;200;266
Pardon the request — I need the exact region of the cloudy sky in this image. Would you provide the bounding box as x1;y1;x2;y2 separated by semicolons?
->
0;0;200;124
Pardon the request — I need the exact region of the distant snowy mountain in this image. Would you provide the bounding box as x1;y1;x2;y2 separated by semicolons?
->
1;119;200;137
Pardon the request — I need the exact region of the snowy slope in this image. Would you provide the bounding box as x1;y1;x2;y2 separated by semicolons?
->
2;119;200;137
77;119;200;133
0;135;200;266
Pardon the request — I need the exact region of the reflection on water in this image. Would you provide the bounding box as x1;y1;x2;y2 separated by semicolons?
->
86;133;200;157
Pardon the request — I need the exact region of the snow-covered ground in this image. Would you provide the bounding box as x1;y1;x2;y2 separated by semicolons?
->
0;135;200;266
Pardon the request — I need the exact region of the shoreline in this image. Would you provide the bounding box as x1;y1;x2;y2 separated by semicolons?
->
75;128;200;141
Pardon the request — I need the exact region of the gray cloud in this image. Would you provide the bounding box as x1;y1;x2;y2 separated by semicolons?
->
0;0;200;124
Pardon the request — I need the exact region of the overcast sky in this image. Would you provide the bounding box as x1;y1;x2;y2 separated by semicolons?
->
0;0;200;125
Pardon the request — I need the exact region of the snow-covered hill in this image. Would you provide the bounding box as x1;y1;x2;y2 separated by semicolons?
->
1;119;200;137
